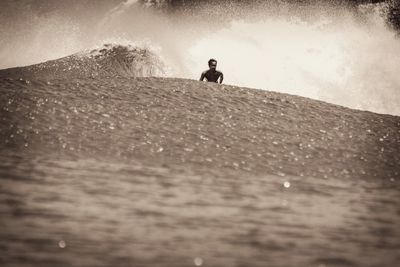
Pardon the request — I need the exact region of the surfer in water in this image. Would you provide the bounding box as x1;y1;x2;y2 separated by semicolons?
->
200;59;224;84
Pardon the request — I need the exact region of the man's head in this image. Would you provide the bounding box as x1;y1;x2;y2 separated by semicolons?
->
208;59;217;70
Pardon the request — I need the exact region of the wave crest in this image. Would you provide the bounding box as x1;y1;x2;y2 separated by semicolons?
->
1;43;167;80
81;43;166;77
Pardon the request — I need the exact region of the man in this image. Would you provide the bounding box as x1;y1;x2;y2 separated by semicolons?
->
200;59;224;84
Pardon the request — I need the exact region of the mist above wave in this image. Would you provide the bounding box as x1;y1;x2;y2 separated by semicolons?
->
102;1;400;115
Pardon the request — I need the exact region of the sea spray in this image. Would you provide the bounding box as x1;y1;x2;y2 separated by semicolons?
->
186;12;400;115
1;1;399;115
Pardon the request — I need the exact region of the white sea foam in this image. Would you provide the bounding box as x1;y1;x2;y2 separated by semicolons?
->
187;14;400;115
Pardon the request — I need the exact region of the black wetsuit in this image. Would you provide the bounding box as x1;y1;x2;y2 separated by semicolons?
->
200;69;224;83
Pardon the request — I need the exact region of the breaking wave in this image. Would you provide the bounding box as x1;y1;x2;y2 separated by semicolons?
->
78;43;166;77
0;43;166;79
1;1;400;115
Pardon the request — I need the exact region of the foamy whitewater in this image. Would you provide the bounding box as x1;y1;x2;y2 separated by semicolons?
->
1;1;400;115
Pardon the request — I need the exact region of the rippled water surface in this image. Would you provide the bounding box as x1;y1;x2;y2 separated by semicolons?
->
0;69;399;266
1;154;399;267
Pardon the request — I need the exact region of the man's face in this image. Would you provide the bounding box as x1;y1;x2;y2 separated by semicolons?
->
209;61;217;70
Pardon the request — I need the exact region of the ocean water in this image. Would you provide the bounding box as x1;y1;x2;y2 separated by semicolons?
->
1;1;400;115
0;73;399;266
1;154;399;267
1;1;400;266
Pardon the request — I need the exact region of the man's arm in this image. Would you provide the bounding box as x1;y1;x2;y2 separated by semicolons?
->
219;72;224;84
200;71;206;81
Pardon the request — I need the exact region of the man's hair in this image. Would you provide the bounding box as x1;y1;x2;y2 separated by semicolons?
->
208;59;217;66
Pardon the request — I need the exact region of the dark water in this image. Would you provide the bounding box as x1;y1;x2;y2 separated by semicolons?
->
1;53;400;266
1;154;399;267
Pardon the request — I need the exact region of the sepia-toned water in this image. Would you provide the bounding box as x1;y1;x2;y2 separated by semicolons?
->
1;153;399;267
0;72;399;266
1;2;400;265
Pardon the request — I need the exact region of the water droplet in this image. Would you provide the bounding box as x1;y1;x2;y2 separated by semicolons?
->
277;171;285;177
283;181;291;188
58;240;66;248
199;135;209;141
194;257;203;266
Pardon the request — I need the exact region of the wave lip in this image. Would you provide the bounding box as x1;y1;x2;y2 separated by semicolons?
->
80;43;166;77
0;43;167;80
